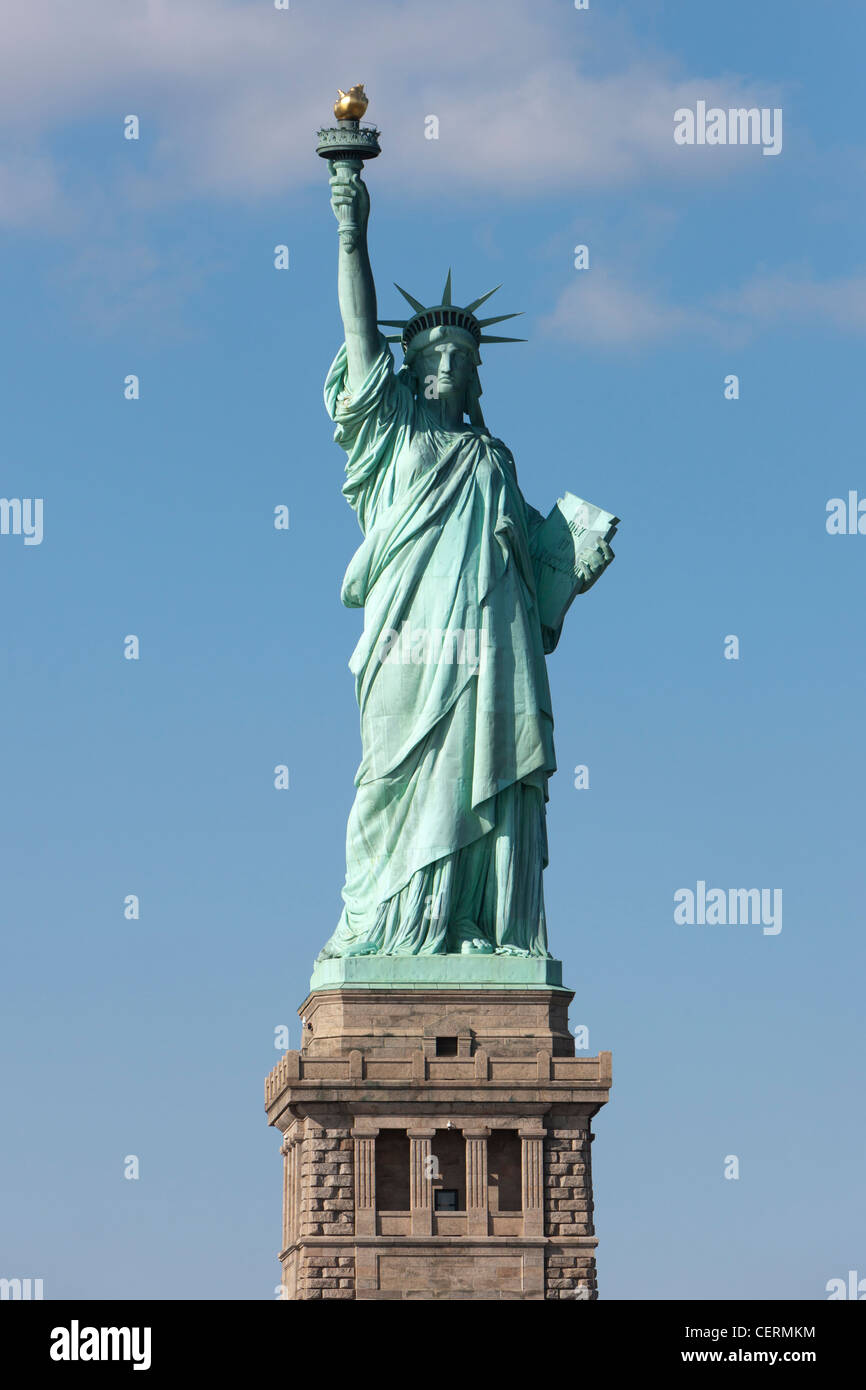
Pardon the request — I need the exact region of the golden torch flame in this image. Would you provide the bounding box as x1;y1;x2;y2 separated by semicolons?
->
334;85;369;121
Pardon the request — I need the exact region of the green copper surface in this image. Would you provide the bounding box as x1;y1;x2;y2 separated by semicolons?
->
309;955;566;993
313;127;618;974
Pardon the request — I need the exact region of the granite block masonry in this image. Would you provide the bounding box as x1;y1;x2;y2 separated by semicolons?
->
265;964;611;1301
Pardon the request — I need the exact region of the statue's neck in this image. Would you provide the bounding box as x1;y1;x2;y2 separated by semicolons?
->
425;394;467;431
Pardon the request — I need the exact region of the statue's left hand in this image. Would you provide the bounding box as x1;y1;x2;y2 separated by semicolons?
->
577;538;614;592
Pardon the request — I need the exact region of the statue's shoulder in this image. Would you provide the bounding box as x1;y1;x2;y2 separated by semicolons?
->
485;431;516;463
464;424;501;446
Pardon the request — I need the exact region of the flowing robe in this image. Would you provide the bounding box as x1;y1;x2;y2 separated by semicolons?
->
318;335;560;959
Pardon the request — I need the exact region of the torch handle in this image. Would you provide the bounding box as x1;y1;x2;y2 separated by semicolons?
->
330;158;364;247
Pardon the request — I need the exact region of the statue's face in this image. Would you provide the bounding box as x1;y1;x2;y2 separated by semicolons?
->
413;336;475;407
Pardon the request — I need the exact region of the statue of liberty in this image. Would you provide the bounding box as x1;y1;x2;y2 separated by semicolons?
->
316;111;615;963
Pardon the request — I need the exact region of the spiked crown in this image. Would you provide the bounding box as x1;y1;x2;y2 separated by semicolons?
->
378;270;525;357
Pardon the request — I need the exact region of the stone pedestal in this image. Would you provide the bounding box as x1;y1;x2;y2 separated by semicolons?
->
264;964;611;1301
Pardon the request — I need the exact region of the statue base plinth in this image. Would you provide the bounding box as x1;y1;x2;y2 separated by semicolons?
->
308;954;566;994
265;976;611;1300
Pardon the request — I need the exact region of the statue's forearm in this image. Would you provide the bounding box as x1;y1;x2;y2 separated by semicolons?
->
338;237;380;393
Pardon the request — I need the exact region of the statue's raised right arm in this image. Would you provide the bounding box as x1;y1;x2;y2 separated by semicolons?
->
328;160;379;394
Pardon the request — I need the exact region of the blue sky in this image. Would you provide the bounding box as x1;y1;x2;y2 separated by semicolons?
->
1;0;864;1300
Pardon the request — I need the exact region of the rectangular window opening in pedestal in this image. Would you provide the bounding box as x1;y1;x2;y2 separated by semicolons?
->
432;1129;466;1210
376;1128;410;1211
488;1129;522;1211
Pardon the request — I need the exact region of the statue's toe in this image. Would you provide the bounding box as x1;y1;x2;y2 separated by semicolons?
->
460;937;494;955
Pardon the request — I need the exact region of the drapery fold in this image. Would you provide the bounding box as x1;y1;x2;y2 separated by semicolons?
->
317;336;556;959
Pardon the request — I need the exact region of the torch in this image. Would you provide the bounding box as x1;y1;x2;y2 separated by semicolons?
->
316;85;381;248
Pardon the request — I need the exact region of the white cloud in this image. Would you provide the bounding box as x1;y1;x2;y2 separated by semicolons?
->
717;269;866;333
0;1;798;338
0;0;785;221
540;271;713;347
541;266;866;348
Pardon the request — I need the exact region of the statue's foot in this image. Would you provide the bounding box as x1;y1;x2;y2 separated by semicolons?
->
342;941;379;957
460;937;494;955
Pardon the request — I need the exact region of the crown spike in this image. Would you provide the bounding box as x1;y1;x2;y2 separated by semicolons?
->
393;283;426;313
383;280;524;351
463;285;502;314
476;311;523;328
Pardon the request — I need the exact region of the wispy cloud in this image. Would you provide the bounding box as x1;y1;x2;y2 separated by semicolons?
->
51;238;220;339
540;271;714;347
716;268;866;334
0;1;797;338
0;0;785;223
0;155;61;226
540;266;866;348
